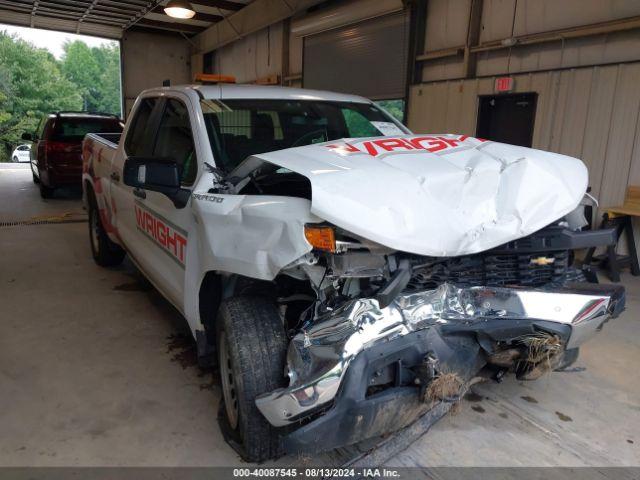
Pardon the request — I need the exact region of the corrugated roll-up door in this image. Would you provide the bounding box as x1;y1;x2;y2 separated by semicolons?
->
303;11;410;100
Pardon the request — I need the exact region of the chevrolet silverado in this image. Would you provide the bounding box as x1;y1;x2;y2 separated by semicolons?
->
82;81;624;462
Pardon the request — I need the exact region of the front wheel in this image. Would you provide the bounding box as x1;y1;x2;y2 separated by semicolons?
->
12;156;18;163
217;296;289;462
87;190;125;267
555;348;580;371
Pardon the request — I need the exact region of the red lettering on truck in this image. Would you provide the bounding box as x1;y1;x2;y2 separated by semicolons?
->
326;135;487;157
134;203;188;267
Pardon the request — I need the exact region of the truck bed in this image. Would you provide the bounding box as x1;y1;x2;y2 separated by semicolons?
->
82;132;120;216
85;132;122;148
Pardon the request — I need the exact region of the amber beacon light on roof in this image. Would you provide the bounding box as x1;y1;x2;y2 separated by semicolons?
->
194;74;237;85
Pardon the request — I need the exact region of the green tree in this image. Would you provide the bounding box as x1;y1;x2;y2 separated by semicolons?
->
60;40;100;111
94;43;121;116
0;31;82;161
376;99;405;123
60;40;121;116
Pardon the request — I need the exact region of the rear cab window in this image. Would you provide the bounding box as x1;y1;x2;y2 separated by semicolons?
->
51;116;122;142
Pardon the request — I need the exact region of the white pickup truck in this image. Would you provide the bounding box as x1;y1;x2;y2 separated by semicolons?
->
82;82;625;462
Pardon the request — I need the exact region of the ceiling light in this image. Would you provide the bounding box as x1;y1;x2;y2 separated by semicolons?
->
164;0;195;19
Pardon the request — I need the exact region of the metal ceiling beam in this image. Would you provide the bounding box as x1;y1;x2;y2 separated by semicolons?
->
0;3;121;26
122;0;163;29
37;0;134;14
0;1;30;11
0;6;122;37
103;0;149;6
194;0;324;53
191;0;243;11
137;18;206;33
78;0;101;26
91;8;133;18
30;0;40;25
100;0;148;9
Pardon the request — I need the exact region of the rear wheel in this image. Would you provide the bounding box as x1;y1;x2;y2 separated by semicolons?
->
216;296;288;462
87;190;125;267
39;183;54;198
12;156;18;163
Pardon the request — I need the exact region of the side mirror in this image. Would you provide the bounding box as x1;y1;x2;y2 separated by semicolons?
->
21;132;33;141
123;157;190;208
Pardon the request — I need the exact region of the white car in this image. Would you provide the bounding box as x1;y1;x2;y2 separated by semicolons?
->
11;144;30;163
81;81;625;462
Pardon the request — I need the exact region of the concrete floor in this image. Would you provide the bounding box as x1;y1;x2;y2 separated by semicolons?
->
0;163;639;467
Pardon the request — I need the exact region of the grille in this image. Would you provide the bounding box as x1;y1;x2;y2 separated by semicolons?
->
407;250;570;291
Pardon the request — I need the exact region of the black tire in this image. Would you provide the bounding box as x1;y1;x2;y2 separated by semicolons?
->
87;189;125;267
39;183;54;198
12;156;18;162
32;172;40;184
216;296;288;462
555;348;580;371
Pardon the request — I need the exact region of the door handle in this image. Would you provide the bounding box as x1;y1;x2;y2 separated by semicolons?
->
133;188;146;200
110;171;120;182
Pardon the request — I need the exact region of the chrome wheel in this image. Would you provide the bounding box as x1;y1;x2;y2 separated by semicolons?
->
219;330;239;429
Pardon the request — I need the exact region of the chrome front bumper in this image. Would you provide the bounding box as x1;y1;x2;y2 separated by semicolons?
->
255;282;624;427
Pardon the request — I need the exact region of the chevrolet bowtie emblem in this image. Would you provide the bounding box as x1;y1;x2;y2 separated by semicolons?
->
530;256;556;266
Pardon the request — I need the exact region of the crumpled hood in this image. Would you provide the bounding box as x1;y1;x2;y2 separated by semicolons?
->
237;134;588;257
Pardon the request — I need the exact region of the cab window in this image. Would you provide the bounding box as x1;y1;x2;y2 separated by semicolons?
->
152;99;197;187
124;97;158;157
342;109;380;138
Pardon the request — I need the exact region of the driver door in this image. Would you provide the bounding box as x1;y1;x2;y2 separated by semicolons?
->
126;95;199;310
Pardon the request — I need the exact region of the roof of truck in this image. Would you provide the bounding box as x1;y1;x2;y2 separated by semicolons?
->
143;83;373;104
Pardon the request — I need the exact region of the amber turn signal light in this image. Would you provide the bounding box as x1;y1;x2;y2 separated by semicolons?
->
194;73;237;84
304;225;336;253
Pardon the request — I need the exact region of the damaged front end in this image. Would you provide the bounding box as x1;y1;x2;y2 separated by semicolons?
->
254;223;625;453
211;135;628;454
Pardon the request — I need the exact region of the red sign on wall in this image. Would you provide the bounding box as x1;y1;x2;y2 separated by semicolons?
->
495;77;514;92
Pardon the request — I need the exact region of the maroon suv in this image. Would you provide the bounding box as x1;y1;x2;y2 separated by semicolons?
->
23;112;123;198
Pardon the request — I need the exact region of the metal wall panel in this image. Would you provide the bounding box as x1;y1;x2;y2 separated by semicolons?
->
215;24;283;83
598;63;640;207
424;0;471;50
479;0;518;43
303;11;410;99
580;65;619;199
474;30;640;78
408;62;640;213
479;0;640;43
422;1;640;81
121;31;191;116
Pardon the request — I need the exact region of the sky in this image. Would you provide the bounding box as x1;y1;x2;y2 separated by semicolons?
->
0;23;117;58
